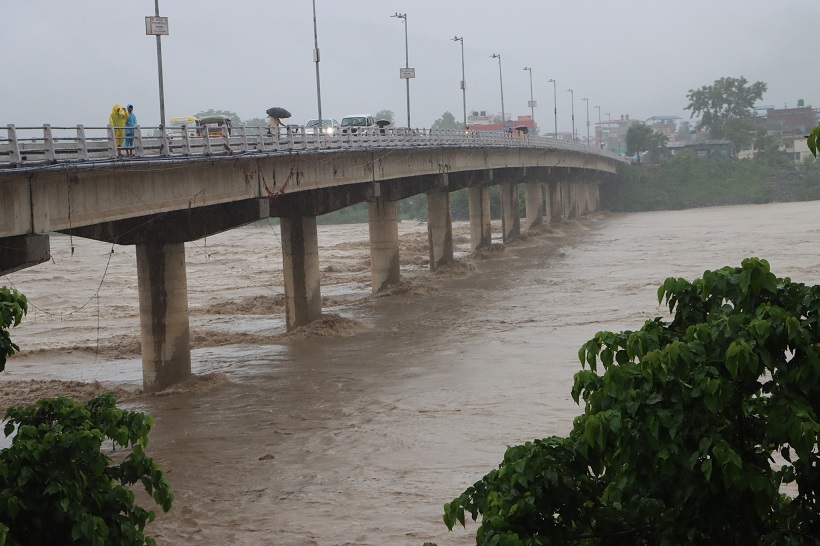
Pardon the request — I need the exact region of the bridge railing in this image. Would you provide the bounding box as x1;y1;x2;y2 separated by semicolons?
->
0;124;625;169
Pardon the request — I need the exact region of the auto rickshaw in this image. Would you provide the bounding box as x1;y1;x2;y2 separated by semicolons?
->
199;115;233;137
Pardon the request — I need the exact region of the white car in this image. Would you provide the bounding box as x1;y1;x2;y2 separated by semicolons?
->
305;118;341;134
340;114;376;134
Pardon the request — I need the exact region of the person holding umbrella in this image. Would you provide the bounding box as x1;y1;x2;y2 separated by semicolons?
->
266;106;291;135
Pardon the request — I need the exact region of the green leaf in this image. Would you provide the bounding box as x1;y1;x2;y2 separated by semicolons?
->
701;459;713;481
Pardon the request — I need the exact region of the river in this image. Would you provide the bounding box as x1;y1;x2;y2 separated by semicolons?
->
2;200;819;545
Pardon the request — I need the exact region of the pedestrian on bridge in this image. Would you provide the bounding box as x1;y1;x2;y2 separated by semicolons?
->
123;104;137;157
108;104;128;157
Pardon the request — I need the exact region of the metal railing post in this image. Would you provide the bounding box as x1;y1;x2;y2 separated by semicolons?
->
107;125;118;157
239;126;248;152
181;126;191;155
7;124;21;165
160;126;171;156
43;124;55;163
134;126;144;157
203;130;212;155
76;125;89;161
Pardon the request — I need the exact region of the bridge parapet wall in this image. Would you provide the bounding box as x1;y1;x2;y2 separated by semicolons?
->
1;145;622;240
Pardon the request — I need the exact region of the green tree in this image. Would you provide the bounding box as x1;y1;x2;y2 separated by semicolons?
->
194;109;242;125
432;258;819;545
685;76;767;146
431;111;460;131
374;109;395;124
0;393;173;545
0;287;26;371
625;124;667;164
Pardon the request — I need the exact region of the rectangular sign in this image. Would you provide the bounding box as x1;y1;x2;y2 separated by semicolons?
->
145;16;169;36
528;100;537;108
400;68;416;79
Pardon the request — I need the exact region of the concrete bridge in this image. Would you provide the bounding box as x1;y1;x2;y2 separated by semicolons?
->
1;124;626;392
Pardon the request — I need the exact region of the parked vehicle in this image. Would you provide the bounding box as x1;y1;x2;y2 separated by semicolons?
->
340;114;376;134
168;116;200;138
199;115;233;137
304;118;341;134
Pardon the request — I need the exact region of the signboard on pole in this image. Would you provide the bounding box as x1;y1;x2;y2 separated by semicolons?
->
399;68;416;79
528;100;537;108
145;16;169;36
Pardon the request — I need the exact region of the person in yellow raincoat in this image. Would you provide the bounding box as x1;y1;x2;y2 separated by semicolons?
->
108;104;128;157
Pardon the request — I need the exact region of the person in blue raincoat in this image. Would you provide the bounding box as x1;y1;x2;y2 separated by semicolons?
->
123;104;137;156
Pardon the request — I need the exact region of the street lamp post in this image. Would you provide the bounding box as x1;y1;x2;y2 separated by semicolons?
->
490;54;505;127
548;78;557;138
594;105;601;147
152;0;166;128
567;88;575;141
312;0;323;132
391;13;411;128
453;36;467;129
582;97;590;145
523;66;535;127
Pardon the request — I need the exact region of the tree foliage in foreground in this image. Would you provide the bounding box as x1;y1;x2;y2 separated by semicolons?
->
0;287;27;372
430;258;819;545
0;393;173;545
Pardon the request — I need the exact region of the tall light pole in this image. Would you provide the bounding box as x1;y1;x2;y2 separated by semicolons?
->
548;78;557;138
391;13;411;128
567;88;575;141
152;0;166;128
453;36;467;129
312;0;323;131
523;66;535;127
490;54;505;127
594;105;601;147
582;97;590;145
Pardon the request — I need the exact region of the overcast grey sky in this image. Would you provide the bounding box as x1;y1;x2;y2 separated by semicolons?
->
4;1;818;133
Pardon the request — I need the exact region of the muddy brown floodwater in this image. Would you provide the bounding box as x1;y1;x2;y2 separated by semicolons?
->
3;201;820;545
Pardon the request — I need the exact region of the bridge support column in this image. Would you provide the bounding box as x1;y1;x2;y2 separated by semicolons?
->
468;185;492;250
589;180;600;212
136;242;191;393
524;180;543;230
368;197;400;293
561;179;575;219
547;180;560;222
500;181;520;242
425;188;453;270
281;215;322;331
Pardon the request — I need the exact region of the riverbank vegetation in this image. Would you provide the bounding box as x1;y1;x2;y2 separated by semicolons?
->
602;153;820;212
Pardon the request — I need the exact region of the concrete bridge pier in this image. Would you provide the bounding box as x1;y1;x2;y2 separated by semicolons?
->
547;179;561;222
136;242;191;394
368;195;400;293
561;178;575;219
468;184;492;250
500;180;521;242
524;179;544;230
281;214;322;330
425;187;453;271
590;180;600;211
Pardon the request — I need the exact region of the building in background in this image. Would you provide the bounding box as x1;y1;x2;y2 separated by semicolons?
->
596;114;638;154
466;111;537;134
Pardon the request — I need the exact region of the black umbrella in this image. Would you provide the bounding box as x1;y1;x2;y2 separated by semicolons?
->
266;107;291;118
375;119;391;128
